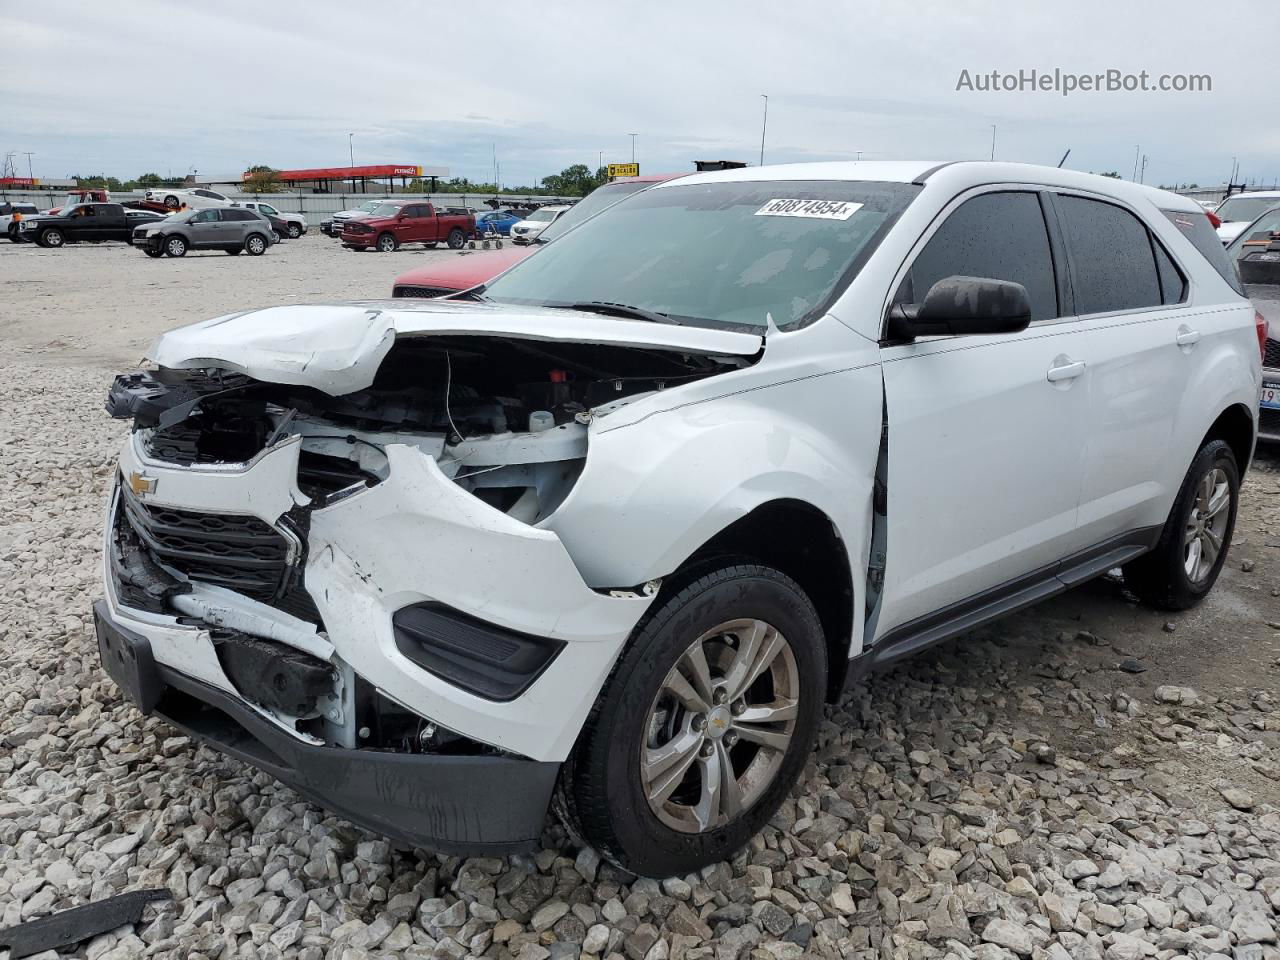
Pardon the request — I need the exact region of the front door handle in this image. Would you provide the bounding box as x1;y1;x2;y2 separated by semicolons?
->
1176;326;1201;347
1047;359;1087;383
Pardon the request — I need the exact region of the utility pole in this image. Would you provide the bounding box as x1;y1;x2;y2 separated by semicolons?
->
1132;145;1140;181
1139;154;1149;184
990;125;996;161
629;133;637;163
22;152;34;181
760;95;768;166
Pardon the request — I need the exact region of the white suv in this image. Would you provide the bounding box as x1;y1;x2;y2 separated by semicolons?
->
96;161;1260;877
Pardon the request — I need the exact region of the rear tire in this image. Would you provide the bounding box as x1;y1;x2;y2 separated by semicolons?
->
226;248;241;256
1123;439;1240;611
244;233;267;256
446;228;465;249
164;235;187;257
144;248;164;258
557;563;827;877
376;232;398;253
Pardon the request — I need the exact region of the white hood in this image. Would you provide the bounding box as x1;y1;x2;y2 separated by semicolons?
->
1217;221;1249;244
147;300;763;395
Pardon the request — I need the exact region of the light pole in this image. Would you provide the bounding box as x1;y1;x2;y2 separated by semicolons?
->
989;125;996;161
1133;145;1141;181
23;152;34;181
629;133;637;163
1139;154;1149;185
759;95;769;166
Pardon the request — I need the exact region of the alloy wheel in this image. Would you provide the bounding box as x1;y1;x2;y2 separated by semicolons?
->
1184;466;1230;583
247;236;265;254
640;618;798;834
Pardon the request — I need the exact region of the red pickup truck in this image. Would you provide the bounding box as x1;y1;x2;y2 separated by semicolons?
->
341;199;475;252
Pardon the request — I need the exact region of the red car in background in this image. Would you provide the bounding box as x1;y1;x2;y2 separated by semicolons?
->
343;199;476;253
391;174;682;297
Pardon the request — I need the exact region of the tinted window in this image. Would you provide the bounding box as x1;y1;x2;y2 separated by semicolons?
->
899;191;1058;322
1153;240;1186;304
225;209;257;221
1057;196;1160;314
1162;208;1246;296
190;209;219;223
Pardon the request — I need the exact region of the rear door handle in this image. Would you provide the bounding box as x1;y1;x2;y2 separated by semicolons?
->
1176;326;1201;347
1047;359;1087;383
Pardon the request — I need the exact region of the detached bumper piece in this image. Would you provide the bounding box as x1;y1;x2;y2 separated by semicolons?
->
94;601;560;854
0;889;171;960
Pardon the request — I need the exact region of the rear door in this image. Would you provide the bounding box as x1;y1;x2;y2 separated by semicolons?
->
1052;193;1197;546
876;188;1092;637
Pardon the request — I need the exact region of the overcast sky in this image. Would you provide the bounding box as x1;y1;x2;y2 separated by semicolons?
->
3;0;1277;190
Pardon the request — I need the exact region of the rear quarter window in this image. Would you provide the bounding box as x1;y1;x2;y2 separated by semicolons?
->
1161;208;1245;296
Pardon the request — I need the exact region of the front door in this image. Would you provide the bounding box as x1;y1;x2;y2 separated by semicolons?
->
187;209;222;247
875;189;1091;638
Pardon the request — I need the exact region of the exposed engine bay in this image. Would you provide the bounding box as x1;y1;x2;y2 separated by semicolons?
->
108;335;749;521
103;333;751;751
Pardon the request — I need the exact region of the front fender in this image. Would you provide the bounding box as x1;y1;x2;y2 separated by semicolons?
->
545;361;884;645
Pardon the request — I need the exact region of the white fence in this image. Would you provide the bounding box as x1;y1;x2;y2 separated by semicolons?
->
0;189;576;219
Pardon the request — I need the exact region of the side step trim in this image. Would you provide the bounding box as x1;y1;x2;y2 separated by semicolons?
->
843;525;1160;691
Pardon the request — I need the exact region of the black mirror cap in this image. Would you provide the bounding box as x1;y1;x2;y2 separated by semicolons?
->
888;276;1033;340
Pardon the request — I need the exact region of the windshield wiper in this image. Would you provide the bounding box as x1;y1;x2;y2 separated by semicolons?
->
561;301;683;326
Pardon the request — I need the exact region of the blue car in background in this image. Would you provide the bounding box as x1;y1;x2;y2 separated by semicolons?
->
474;210;522;236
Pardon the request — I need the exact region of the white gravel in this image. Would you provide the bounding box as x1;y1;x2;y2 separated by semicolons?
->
1;239;1278;960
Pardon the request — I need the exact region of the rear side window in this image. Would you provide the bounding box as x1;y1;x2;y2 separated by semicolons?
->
1057;196;1160;314
228;209;258;221
1161;208;1245;295
898;191;1059;322
1153;241;1186;304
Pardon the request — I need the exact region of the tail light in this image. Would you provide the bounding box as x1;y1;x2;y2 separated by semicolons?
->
1206;210;1222;229
1257;310;1269;365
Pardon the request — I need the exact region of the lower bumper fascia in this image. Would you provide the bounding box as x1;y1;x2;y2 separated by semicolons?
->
94;600;558;855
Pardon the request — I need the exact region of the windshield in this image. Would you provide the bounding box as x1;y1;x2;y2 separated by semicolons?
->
538;180;657;243
1216;196;1280;223
484;179;920;330
357;200;384;213
258;204;278;215
525;208;561;223
370;203;401;217
1226;208;1280;259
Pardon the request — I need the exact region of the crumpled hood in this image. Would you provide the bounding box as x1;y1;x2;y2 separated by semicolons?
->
146;300;764;396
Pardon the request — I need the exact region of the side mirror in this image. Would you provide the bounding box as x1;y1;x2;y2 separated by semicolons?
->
887;276;1032;340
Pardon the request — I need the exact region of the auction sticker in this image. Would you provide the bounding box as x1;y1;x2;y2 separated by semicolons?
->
755;198;863;220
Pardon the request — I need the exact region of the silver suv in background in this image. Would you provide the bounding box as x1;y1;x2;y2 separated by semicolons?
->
132;207;275;258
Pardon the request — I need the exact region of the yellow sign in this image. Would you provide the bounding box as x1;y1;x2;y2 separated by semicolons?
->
607;163;640;179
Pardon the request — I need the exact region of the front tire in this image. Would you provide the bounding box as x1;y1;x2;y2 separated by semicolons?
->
164;235;187;257
446;228;465;249
244;233;267;256
1124;439;1240;611
376;232;398;253
39;228;64;248
287;223;302;239
558;563;826;877
163;195;180;210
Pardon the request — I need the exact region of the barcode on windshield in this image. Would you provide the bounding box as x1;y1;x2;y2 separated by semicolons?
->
755;199;863;220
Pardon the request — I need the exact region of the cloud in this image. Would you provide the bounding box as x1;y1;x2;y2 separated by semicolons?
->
2;0;1277;188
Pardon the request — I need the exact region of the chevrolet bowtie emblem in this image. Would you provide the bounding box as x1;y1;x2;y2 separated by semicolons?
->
128;471;158;497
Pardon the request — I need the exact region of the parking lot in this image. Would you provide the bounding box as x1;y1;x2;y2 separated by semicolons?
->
1;238;1278;959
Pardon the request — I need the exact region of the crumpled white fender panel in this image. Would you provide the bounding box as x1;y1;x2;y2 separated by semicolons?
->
306;445;654;761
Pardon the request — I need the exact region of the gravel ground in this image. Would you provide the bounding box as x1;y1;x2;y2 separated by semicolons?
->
1;239;1278;960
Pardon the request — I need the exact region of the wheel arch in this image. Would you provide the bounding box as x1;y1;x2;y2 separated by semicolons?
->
1201;401;1255;473
660;498;856;702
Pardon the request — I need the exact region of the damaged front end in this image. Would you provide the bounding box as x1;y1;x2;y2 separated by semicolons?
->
95;306;758;852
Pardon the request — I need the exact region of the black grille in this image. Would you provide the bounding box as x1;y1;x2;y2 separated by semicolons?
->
393;285;454;298
1264;337;1280;370
1260;407;1280;439
118;482;290;602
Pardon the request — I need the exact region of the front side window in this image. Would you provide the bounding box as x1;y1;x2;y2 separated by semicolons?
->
483;179;920;330
1057;195;1161;314
258;204;278;215
191;209;219;223
896;191;1059;322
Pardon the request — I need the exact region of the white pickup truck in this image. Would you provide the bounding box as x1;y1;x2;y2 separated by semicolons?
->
232;201;308;239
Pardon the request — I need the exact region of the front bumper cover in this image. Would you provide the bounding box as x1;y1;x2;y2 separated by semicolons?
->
94;600;559;853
